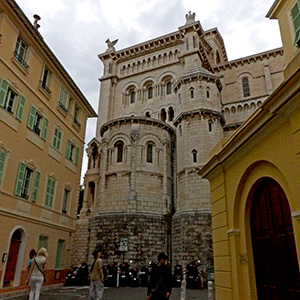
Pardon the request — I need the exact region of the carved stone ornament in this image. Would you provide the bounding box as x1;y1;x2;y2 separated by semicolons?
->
0;141;10;153
105;38;118;52
185;11;196;25
24;159;37;170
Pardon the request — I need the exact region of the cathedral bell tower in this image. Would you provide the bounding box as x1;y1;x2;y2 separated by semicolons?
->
172;13;224;266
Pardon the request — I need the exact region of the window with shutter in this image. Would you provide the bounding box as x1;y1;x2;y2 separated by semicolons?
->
0;150;6;187
27;105;48;139
55;239;65;269
292;1;300;46
45;177;56;208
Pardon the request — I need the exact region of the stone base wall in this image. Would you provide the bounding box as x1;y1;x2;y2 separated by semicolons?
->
87;213;169;266
71;220;90;266
172;210;213;268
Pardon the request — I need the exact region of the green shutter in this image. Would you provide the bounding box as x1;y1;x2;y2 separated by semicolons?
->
31;171;40;202
16;95;26;121
65;139;71;159
0;151;6;186
42;117;48;140
74;146;79;165
45;178;55;208
0;79;9;107
55;239;65;269
27;106;36;130
292;1;300;45
14;162;26;196
38;235;49;250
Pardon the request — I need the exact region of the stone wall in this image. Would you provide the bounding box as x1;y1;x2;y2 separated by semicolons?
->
87;213;169;265
172;210;213;268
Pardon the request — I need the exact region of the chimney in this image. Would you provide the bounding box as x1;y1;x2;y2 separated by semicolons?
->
33;14;41;30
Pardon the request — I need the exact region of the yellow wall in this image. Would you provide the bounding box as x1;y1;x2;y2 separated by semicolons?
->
0;0;95;288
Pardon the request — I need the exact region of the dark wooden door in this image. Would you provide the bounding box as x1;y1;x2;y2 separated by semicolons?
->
3;231;22;287
251;178;300;300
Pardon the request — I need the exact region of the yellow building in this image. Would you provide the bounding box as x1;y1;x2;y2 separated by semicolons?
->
0;0;96;290
199;0;300;299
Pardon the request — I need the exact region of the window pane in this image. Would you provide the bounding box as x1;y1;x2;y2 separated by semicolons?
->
147;144;153;163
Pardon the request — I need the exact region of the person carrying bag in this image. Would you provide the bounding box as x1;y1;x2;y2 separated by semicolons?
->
27;247;48;300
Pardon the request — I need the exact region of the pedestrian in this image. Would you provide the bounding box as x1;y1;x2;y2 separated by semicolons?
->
26;247;48;300
147;252;172;300
26;249;36;299
89;249;104;300
27;249;36;271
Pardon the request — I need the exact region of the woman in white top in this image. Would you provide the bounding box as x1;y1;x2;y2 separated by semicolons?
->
27;247;48;300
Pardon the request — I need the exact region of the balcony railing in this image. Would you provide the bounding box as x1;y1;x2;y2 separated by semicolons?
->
39;80;52;96
58;101;68;113
73;117;81;127
13;51;29;71
33;125;41;135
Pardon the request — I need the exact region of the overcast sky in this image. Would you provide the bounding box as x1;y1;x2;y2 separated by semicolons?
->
16;0;282;183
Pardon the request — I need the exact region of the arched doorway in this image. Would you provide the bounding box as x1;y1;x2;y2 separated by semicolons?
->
3;230;22;287
250;178;300;300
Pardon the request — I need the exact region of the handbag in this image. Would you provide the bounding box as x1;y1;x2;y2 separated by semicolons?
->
34;258;46;282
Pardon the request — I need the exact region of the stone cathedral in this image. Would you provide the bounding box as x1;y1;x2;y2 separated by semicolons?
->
72;12;284;268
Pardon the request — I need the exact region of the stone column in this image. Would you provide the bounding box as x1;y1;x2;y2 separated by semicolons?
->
264;62;273;95
128;126;139;212
163;140;169;213
97;139;108;213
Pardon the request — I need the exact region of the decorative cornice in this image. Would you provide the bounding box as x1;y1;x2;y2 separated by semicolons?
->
100;116;175;137
173;108;224;126
212;48;284;71
227;228;240;236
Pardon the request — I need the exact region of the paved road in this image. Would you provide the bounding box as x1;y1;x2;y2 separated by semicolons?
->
5;285;208;300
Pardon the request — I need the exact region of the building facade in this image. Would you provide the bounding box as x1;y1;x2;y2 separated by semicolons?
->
199;0;300;299
0;0;96;289
75;11;285;267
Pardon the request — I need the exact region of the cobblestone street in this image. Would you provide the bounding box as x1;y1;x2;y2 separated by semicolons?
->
4;286;208;300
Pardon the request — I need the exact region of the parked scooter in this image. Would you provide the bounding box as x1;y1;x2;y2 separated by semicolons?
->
119;262;130;286
173;264;183;287
64;262;89;286
129;266;139;287
139;265;149;287
106;263;118;287
186;261;199;289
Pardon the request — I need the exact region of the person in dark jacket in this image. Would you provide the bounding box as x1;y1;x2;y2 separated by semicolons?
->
147;252;172;300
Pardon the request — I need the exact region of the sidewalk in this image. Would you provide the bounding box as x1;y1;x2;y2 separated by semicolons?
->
0;283;64;299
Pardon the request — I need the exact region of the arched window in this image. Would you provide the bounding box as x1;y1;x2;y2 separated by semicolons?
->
145;112;151;118
242;77;250;97
168;107;174;122
130;90;136;103
147;143;153;163
166;82;172;95
179;125;182;137
208;121;213;132
193;36;197;48
190;88;194;99
216;51;221;64
115;141;124;162
161;109;166;122
148;86;153;99
192;149;197;163
206;87;210;99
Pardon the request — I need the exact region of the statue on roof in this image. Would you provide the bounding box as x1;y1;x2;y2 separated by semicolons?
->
105;38;118;52
185;11;196;25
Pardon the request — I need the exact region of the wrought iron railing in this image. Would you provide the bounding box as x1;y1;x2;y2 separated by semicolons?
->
13;51;29;71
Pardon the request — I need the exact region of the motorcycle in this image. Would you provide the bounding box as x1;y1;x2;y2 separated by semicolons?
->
129;266;139;287
173;264;183;287
105;263;118;287
139;265;149;287
186;262;199;289
119;262;130;286
64;262;89;286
